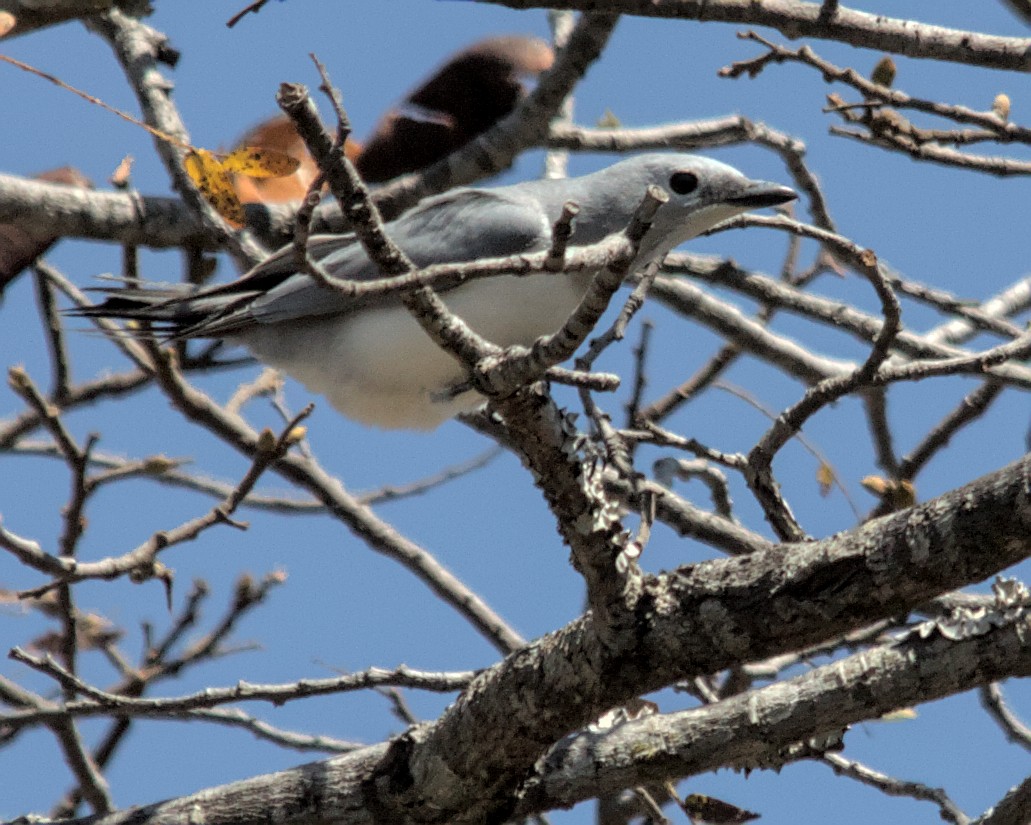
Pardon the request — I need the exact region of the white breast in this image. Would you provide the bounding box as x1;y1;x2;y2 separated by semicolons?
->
239;271;594;429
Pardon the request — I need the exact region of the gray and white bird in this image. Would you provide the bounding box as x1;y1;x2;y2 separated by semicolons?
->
81;154;795;429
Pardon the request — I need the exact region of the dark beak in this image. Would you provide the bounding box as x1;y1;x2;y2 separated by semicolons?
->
727;181;797;209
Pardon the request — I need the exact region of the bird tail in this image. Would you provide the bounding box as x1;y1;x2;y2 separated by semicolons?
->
69;282;236;339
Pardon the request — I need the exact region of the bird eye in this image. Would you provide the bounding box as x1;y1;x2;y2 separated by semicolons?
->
669;171;699;195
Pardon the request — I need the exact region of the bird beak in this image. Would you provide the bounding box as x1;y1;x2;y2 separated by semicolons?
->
726;181;797;209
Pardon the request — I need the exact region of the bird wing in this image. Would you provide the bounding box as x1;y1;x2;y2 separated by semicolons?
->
209;188;548;335
82;187;550;339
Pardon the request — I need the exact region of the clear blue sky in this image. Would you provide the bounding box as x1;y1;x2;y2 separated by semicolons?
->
1;2;1029;823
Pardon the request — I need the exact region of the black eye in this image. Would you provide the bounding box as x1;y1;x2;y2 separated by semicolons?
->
669;171;699;195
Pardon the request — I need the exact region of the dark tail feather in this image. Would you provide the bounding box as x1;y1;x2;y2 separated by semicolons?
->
67;284;213;338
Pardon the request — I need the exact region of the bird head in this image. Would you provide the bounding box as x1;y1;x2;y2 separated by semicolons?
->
585;153;797;264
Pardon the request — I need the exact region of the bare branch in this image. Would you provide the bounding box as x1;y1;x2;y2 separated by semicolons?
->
467;0;1031;71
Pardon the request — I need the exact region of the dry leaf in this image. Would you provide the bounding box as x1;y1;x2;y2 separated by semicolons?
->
110;154;134;187
680;793;760;824
184;148;245;227
861;475;916;509
861;475;890;496
816;461;835;497
871;56;896;88
992;92;1011;120
220;146;301;178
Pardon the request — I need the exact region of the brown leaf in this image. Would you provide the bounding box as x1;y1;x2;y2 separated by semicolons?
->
356;35;553;182
870;55;896;88
681;793;760;824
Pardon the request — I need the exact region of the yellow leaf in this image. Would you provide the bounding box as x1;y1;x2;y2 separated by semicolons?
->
220;146;301;179
816;461;834;496
596;108;621;129
285;425;308;445
184;148;244;227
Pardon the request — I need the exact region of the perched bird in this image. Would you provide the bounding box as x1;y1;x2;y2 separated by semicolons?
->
233;35;553;204
80;154;796;429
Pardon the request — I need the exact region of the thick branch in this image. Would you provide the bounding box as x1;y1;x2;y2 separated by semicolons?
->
518;609;1031;815
32;452;1031;825
472;0;1031;71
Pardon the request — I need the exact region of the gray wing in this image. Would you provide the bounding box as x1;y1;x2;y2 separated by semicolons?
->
190;188;549;337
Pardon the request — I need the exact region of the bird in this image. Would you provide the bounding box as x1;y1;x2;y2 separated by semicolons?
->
79;154;796;430
232;35;554;204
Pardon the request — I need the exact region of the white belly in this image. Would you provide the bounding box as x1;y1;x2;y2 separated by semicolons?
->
239;271;594;429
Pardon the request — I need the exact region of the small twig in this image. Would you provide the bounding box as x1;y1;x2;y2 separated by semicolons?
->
7;366;83;464
652;458;736;521
5;652;474;721
9;403;311;597
226;0;271;27
185;706;359;753
979;682;1031;751
634;343;740;425
545;202;580;270
822;752;970;825
634;422;748;473
725;31;1031;142
358;447;503;506
897;380;1005;482
32;267;72;401
624;320;652;430
862;388;900;478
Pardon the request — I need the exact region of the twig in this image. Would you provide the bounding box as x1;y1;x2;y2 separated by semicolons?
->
8;405;311;597
979;683;1031;751
6;652;474;720
32;268;72;401
898;380;1005;482
821;752;970;825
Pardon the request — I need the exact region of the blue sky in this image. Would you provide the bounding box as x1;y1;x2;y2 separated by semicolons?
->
1;2;1029;823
